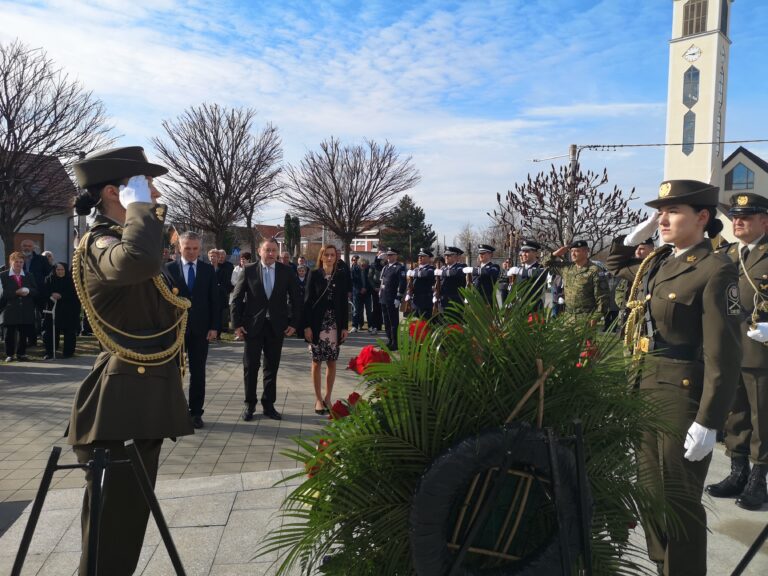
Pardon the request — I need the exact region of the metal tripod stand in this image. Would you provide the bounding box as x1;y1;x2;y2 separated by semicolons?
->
11;440;186;576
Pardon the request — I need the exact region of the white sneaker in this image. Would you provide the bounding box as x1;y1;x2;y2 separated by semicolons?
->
368;327;374;333
349;327;358;333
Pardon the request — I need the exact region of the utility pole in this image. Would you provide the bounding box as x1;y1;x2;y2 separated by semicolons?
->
565;144;579;245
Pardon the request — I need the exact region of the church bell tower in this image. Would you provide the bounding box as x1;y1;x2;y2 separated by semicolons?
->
663;0;733;198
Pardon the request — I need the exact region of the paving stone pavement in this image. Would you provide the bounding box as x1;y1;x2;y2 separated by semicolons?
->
1;331;767;574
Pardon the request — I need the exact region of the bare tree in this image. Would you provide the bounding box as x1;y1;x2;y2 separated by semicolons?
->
454;222;479;265
283;137;420;262
492;164;646;257
0;39;113;260
153;104;282;247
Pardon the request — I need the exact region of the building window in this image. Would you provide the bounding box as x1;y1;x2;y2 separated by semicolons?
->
683;66;700;108
725;163;755;190
682;111;696;156
720;0;729;35
682;0;708;37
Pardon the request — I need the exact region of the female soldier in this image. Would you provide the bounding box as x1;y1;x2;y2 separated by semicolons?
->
69;147;193;575
609;179;741;576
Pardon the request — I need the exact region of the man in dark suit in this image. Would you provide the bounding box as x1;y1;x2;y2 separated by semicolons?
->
231;238;301;421
166;231;219;429
20;238;51;346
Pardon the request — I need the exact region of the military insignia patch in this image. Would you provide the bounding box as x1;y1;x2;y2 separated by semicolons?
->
659;182;671;198
686;255;697;263
94;236;119;249
727;283;741;316
737;195;749;206
153;205;167;221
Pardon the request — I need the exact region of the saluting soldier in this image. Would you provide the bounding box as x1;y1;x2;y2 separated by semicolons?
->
406;248;435;318
68;147;193;575
609;237;655;319
612;179;741;576
436;246;466;313
507;239;547;309
463;244;500;304
706;192;768;510
546;240;609;323
378;247;407;350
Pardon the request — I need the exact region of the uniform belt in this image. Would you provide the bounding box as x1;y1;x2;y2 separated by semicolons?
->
104;330;175;351
654;340;702;361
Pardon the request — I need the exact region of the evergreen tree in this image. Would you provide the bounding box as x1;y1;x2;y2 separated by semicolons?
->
379;195;436;261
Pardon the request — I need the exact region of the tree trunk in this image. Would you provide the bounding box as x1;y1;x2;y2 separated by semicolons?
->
342;235;352;264
0;226;16;263
245;212;256;255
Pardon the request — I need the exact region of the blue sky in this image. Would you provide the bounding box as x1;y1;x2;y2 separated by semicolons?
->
2;0;767;245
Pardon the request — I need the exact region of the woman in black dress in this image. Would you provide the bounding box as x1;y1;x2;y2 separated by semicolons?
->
42;262;81;359
304;245;349;414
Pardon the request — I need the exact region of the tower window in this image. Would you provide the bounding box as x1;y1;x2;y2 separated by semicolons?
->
682;111;696;156
720;0;729;35
725;163;755;190
683;66;700;108
682;0;708;37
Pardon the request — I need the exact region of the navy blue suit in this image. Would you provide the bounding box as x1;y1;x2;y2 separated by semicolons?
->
379;261;406;350
439;263;467;311
472;262;501;304
411;265;435;318
166;259;218;417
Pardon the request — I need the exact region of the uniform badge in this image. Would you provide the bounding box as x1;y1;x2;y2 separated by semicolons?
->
726;283;741;316
737;195;749;206
94;235;119;249
686;255;697;263
153;205;167;221
658;182;671;198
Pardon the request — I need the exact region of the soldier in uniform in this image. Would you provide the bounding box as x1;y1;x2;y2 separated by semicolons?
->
611;179;741;576
436;246;466;314
463;244;500;304
378;248;406;350
546;240;609;323
68;147;194;575
506;239;547;309
706;192;768;510
406;248;435;318
610;237;655;319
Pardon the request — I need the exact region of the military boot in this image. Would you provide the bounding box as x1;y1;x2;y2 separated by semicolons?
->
705;456;750;498
735;464;768;511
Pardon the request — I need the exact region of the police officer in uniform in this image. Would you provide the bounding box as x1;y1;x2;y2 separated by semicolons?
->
406;248;435;318
68;147;194;575
463;244;500;304
547;240;609;322
507;239;547;309
706;192;768;510
611;179;741;576
379;247;406;350
436;246;466;314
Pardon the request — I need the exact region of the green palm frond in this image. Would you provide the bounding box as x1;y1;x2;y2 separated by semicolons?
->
259;286;685;575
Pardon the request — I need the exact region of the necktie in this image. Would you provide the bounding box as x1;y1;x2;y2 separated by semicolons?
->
264;266;273;299
187;262;196;292
13;275;22;289
741;246;750;262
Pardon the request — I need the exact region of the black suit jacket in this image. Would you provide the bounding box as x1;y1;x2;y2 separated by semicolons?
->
303;267;350;345
166;259;219;335
230;261;301;337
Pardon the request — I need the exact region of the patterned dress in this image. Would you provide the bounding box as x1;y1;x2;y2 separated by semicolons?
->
310;273;340;362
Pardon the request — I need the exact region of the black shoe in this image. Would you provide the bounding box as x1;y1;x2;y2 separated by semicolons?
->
16;355;29;361
191;415;204;429
263;407;282;420
736;464;768;511
242;407;255;422
4;356;14;362
42;355;53;360
706;456;750;498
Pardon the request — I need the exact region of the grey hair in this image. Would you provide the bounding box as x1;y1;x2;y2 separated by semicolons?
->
179;231;202;242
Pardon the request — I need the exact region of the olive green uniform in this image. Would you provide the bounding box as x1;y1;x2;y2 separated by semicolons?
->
544;258;610;319
610;239;741;576
68;203;193;575
720;236;768;465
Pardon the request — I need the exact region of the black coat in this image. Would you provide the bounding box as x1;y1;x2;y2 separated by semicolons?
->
165;259;219;335
43;271;81;332
0;271;38;325
215;261;234;311
303;267;349;345
230;261;301;337
25;252;51;303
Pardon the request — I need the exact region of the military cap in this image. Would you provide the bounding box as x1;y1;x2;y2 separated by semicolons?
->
639;237;655;246
385;247;399;255
570;239;589;249
478;244;495;253
520;239;541;251
728;192;768;216
418;248;433;257
645;179;719;209
74;146;168;188
443;246;464;256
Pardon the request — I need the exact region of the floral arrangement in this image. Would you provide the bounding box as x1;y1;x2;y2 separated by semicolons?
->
261;288;678;575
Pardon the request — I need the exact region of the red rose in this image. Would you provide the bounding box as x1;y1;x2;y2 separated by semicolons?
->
446;323;464;334
348;392;362;406
409;320;430;342
347;345;390;375
329;400;350;419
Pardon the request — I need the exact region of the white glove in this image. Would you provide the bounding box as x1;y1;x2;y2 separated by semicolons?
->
683;421;717;462
432;296;437;303
462;266;474;274
624;213;659;246
441;268;450;277
507;266;521;277
404;294;411;302
394;299;401;308
747;323;768;343
557;297;565;305
118;175;152;209
406;269;415;278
